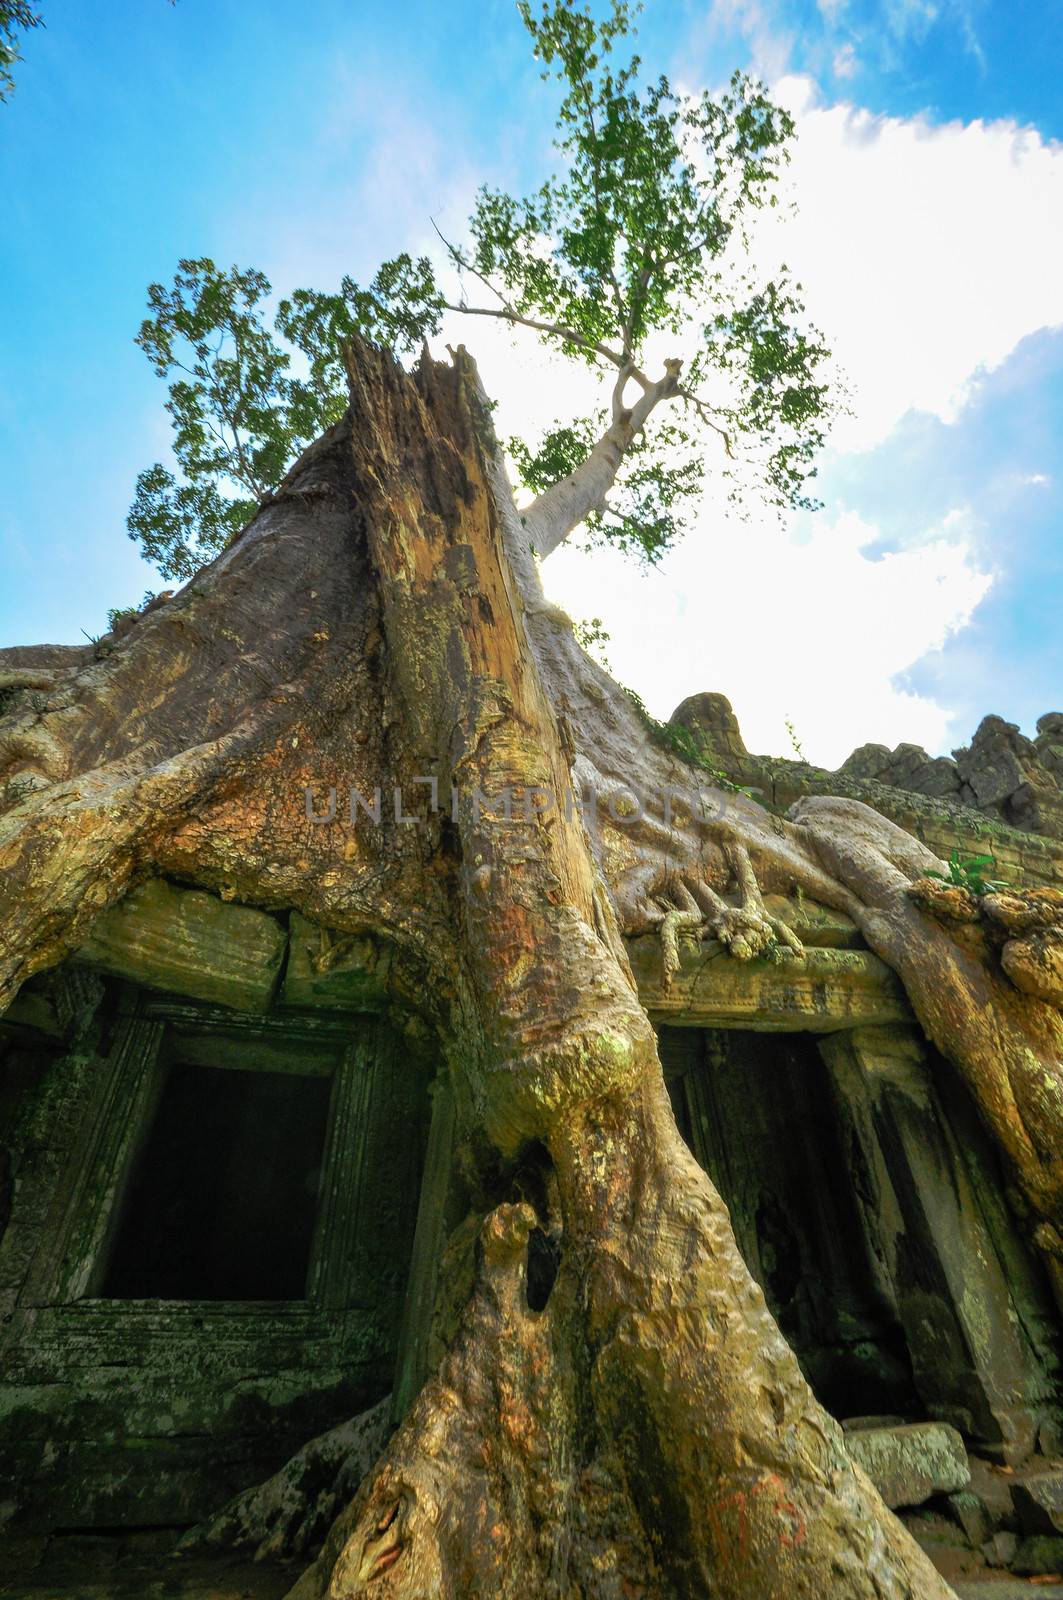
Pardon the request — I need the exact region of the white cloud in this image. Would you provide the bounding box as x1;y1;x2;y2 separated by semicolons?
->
449;83;1056;764
541;500;992;768
832;42;858;77
884;0;939;43
316;65;1052;765
763;79;1063;450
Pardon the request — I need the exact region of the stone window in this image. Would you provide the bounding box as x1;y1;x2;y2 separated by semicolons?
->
0;962;435;1527
98;1040;334;1302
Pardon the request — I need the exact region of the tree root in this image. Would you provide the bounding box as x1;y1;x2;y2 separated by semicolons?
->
286;1094;954;1600
1;339;1054;1600
634;828;805;982
176;1398;393;1564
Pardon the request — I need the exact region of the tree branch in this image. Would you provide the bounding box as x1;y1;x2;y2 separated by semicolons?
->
432;219;626;371
522;362;682;559
676;383;734;457
444;301;622;369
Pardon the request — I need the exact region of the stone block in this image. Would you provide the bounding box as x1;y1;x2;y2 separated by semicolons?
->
1012;1534;1063;1577
281;913;392;1010
629;940;909;1032
77;879;286;1013
823;1028;1050;1464
668;692;749;758
948;1490;993;1548
844;1422;969;1509
968;1455;1020;1530
1013;1472;1063;1537
982;1531;1018;1568
759;893;864;948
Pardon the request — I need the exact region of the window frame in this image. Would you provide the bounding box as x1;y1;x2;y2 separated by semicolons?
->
27;988;394;1323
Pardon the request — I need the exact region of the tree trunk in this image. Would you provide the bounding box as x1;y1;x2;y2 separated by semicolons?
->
1;338;1060;1597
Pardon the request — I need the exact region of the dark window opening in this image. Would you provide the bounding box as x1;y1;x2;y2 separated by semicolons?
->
100;1052;332;1301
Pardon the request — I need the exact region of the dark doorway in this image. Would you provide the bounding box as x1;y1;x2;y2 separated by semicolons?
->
662;1026;918;1420
100;1054;332;1301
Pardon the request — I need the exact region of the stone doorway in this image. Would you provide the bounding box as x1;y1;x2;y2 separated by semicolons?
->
661;1024;917;1421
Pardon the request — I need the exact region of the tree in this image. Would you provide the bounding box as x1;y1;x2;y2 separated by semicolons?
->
0;1;42;101
4;5;1063;1599
9;329;1063;1600
127;0;831;580
125;256;436;577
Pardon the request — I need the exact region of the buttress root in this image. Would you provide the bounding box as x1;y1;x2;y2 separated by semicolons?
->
632;831;805;983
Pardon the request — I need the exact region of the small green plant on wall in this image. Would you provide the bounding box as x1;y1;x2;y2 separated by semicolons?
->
927;849;1010;896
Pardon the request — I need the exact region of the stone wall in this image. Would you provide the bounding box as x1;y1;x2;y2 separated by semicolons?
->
0;939;433;1531
840;712;1063;842
2;865;1061;1544
669;693;1063;887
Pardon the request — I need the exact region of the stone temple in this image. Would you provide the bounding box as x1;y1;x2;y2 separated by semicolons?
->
2;696;1063;1590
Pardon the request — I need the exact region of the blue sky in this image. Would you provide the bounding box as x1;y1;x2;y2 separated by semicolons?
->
1;0;1060;764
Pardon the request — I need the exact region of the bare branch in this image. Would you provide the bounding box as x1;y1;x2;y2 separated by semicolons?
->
676;383;734;457
444;301;624;370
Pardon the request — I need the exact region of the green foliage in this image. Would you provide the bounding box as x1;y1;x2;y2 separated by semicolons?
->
129;0;833;582
491;1;793;359
926;849;1010;897
572;614;612;669
128;255;446;581
127;260;336;579
106;590;161;633
1;1;41;101
454;0;833;554
274;254;445;402
784;717;805;760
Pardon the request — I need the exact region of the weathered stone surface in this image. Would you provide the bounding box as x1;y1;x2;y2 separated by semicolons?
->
1012;1472;1063;1537
956;716;1039;809
1012;1534;1063;1576
1038;714;1063;789
899;1508;983;1584
281;913;392;1011
822;1027;1058;1464
0;988;431;1529
1000;929;1063;1006
759;893;865;948
77;879;286;1013
0;1531;294;1598
828;708;1063;845
838;742;964;805
948;1490;993;1548
983;1530;1019;1569
837;743;894;784
668;691;751;763
844;1422;969;1509
629;939;909;1031
664;1029;917;1422
954;714;1063;838
0;984;61;1037
968;1455;1021;1530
